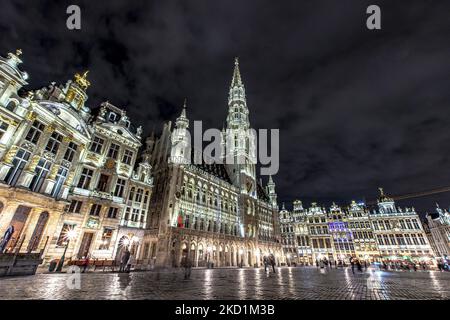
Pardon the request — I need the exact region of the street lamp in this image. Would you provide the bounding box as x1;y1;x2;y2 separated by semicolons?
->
56;228;77;272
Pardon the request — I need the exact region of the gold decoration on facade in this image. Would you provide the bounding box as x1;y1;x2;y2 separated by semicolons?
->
3;145;18;164
65;172;76;186
48;165;60;180
25;111;37;122
27;155;41;172
74;71;91;90
44;124;55;133
63;135;73;144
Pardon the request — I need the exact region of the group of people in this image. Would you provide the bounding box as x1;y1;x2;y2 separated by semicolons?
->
380;260;430;272
263;254;277;273
350;257;368;274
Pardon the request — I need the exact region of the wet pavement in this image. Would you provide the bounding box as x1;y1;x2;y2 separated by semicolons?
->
0;266;449;300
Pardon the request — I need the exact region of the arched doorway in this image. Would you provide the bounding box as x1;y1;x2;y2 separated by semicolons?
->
7;205;31;252
189;243;196;264
27;211;49;252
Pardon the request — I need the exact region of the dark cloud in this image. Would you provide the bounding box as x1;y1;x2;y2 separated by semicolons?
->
1;0;450;215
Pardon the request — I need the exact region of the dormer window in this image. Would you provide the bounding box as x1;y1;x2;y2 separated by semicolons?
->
125;120;130;128
108;112;117;122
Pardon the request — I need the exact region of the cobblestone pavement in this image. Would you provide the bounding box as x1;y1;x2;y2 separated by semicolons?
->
0;267;449;300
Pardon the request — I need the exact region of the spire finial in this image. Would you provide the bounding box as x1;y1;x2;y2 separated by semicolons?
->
183;98;187;109
74;70;90;90
231;57;242;87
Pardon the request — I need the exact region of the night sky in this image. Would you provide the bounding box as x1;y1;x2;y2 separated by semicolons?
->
1;0;449;215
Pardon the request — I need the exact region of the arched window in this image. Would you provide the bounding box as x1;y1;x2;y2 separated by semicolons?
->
27;211;49;252
6;101;16;111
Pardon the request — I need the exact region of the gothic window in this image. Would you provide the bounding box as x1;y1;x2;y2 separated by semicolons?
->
184;214;189;228
90;136;104;154
45;132;62;154
128;187;135;201
77;167;93;189
63;142;78;162
51;166;68;198
107;143;120;159
131;208;140;222
5;149;31;186
135;188;143;202
30;158;51;192
25;120;45;144
0;120;9;140
122;149;134;165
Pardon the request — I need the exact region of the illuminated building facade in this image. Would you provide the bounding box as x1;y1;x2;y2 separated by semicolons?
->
143;59;283;268
279;189;435;265
425;205;450;258
370;189;434;261
0;50;152;265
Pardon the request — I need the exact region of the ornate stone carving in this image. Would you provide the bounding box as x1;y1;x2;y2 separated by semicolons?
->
3;145;19;164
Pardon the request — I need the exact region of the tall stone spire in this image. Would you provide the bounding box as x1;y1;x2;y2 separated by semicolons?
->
227;57;249;129
171;99;191;164
231;57;243;87
224;57;256;197
175;98;189;130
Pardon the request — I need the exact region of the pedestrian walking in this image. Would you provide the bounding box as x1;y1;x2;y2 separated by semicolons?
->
263;256;269;272
181;255;192;279
350;257;355;274
269;254;276;273
120;249;131;273
126;253;134;273
357;259;362;272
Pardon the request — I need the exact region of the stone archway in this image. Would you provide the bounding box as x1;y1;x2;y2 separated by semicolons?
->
27;211;49;252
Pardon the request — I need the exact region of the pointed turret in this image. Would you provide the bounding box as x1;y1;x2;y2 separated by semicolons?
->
231;57;243;87
267;175;277;209
171;99;191;164
227;57;249;129
175;98;189;129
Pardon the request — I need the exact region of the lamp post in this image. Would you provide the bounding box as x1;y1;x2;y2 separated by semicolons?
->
56;228;77;272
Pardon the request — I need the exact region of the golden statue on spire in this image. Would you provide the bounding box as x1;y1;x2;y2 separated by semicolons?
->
74;70;91;90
